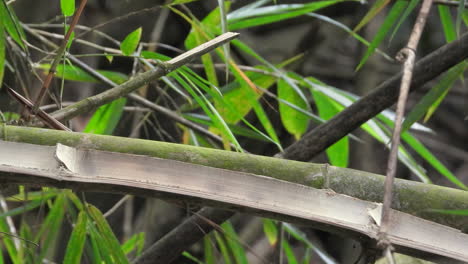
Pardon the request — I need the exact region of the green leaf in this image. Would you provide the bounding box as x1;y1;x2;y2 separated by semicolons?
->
204;236;215;264
182;251;206;264
455;0;464;37
168;0;200;5
214;232;233;264
389;0;420;41
310;88;348;167
228;1;343;30
0;0;26;50
64;25;75;50
278;78;309;139
60;0;75;17
34;193;67;261
87;221;106;263
1;112;20;122
38;64;128;84
438;5;456;43
353;0;390;32
0;215;18;264
356;0;407;71
221;221;248;264
217;69;277;124
0;200;42;219
183;113;270;142
83;97;126;135
174;70;243;150
282;239;298;264
402;132;467;190
7;189;58;202
262;219;278;245
0;17;4;87
63;211;87;264
87;205;129;264
121;232;145;256
402;62;467;132
120;27;142;56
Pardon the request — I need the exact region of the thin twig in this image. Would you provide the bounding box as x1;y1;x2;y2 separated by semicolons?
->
32;0;88;113
380;0;433;252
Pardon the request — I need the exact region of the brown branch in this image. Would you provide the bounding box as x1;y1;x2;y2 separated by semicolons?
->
380;0;433;249
281;31;468;162
32;0;88;113
6;87;70;131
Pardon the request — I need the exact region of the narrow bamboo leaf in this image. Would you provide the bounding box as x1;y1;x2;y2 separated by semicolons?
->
463;9;468;26
1;112;20;122
390;0;420;41
278;78;309;139
0;200;42;219
356;0;408;71
365;120;430;183
121;232;145;256
60;0;75;17
455;0;464;36
0;18;4;87
87;205;129;264
179;68;280;147
438;5;456;42
169;0;200;5
262;219;278;245
214;232;233;264
64;25;75;50
217;0;230;83
310;88;348;167
18;223;34;264
7;189;58;202
182;252;206;264
353;0;390;32
302;249;312;264
120;27;142;56
217;70;277;124
0;0;26;50
183;3;232;87
0;216;18;264
402;62;467;132
38;64;128;84
283;224;337;264
63;211;87;264
175;70;243;150
83;97;126;135
402;132;467;190
34;193;66;260
221;221;248;264
204;236;215;264
230;63;282;149
282;239;298;264
183;113;270;141
87;221;107;264
228;1;343;30
307;13;393;61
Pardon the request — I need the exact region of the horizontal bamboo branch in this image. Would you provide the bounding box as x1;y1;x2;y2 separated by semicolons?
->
1;125;468;232
1;138;467;262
